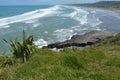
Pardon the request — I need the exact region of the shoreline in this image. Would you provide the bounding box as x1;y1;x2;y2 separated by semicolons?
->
95;7;120;16
84;6;120;16
75;5;120;16
43;6;120;49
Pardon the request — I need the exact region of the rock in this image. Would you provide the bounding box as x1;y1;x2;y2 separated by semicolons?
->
43;31;116;49
71;31;116;43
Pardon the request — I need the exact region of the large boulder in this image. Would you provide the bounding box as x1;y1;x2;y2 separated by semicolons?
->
43;31;116;49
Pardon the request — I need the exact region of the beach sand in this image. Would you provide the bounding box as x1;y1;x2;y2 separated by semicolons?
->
93;7;120;16
107;8;120;15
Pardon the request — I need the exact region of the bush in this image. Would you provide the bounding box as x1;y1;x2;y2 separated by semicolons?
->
3;30;34;63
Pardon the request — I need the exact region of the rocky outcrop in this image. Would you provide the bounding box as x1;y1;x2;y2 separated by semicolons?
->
43;31;116;49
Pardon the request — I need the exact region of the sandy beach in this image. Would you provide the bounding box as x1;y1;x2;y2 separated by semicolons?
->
91;6;120;16
96;7;120;16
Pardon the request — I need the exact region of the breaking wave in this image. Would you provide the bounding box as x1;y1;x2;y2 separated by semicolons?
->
0;5;61;28
0;5;103;48
33;39;48;48
64;6;89;25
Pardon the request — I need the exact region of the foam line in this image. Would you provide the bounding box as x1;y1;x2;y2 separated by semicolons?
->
0;5;61;28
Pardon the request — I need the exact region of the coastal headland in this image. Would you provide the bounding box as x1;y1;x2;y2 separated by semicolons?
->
1;1;120;80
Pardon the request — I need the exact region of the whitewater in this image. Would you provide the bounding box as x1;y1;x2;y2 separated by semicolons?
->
0;5;120;54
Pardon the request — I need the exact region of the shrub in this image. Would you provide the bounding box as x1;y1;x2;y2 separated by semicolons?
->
3;30;34;63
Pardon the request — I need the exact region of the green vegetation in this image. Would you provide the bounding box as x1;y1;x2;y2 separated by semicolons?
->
3;30;34;63
0;33;120;80
77;1;120;11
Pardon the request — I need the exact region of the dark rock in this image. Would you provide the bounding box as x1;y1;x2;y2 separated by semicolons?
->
43;31;116;49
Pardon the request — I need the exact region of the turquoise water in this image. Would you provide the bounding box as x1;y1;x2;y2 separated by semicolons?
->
0;5;52;18
0;5;120;54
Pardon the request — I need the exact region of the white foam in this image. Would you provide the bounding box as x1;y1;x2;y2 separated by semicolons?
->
25;20;38;24
69;7;102;28
88;13;103;27
1;25;10;28
69;11;77;18
53;29;74;41
63;6;89;25
0;5;61;28
90;10;96;14
44;31;48;34
73;7;89;25
33;39;48;48
63;6;102;27
33;23;41;28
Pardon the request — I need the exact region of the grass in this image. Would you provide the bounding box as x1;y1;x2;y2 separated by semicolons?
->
0;34;120;80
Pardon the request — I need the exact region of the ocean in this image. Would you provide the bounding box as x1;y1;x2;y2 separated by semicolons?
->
0;5;120;54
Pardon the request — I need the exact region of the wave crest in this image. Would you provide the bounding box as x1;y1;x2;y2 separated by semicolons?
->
0;5;61;28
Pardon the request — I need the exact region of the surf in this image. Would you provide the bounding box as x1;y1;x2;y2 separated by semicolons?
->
0;5;61;28
0;5;113;53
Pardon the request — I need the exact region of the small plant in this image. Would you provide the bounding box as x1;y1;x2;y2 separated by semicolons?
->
3;30;34;63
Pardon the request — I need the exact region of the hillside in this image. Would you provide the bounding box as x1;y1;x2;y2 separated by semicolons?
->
71;1;120;8
92;1;120;7
0;33;120;80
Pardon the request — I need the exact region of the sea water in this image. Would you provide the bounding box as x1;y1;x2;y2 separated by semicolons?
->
0;5;120;54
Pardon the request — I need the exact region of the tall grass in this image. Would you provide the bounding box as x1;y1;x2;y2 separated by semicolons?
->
1;33;120;80
3;30;34;63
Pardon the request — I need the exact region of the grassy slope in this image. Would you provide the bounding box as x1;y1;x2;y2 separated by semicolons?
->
0;34;120;80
